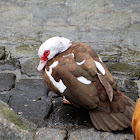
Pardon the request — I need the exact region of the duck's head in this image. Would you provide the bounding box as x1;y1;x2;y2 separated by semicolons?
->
37;36;72;71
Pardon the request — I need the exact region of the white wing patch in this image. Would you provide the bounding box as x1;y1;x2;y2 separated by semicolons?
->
63;53;74;58
94;60;105;75
77;76;91;84
45;61;66;93
99;57;103;62
76;60;86;65
63;54;71;57
71;53;74;58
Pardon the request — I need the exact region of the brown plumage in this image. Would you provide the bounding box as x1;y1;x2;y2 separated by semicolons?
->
38;37;136;132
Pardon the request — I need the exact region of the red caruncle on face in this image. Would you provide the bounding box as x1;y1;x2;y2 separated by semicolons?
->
40;50;50;61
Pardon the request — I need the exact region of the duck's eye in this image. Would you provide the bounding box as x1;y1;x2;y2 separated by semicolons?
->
45;51;49;54
44;50;50;56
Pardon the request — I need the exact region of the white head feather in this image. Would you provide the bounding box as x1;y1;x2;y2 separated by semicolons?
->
37;36;72;71
38;36;72;59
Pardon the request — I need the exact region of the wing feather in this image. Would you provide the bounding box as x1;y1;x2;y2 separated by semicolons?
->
57;65;99;109
43;42;136;132
98;75;113;102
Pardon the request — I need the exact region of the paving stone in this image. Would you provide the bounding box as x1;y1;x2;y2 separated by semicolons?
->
0;100;37;140
0;73;16;92
69;128;102;140
21;58;41;76
9;79;52;127
0;46;5;60
47;104;92;130
35;128;66;140
51;97;64;109
0;93;10;104
48;91;62;108
103;132;134;140
48;91;59;98
69;128;134;140
0;59;21;71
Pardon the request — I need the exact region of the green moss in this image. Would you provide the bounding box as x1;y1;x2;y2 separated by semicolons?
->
16;44;38;53
0;101;37;132
106;62;140;78
124;48;140;60
102;56;119;62
15;44;39;57
0;101;25;129
129;24;140;32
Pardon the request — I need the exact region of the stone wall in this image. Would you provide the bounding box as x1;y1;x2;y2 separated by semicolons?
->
0;0;140;139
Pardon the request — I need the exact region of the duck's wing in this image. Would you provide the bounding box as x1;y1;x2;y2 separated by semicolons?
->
43;42;136;131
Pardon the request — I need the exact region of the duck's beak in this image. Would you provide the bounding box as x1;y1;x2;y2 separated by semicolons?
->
37;60;47;71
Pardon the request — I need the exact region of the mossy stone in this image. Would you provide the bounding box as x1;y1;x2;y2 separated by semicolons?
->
0;46;5;60
121;47;140;64
101;56;119;62
0;100;37;132
106;62;140;78
12;44;40;58
21;58;41;76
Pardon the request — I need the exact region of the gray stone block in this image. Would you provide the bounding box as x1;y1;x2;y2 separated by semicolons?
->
35;128;66;140
121;46;140;65
11;44;39;59
0;46;5;60
0;93;10;104
105;62;140;79
47;104;92;130
123;80;138;94
32;5;69;26
0;73;16;92
103;132;134;140
69;128;133;140
21;58;41;76
9;79;52;127
0;100;37;140
88;12;131;30
80;30;122;44
0;60;20;71
121;30;140;53
69;128;102;140
111;0;140;12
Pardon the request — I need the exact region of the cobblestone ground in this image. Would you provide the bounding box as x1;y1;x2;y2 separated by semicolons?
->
0;0;140;139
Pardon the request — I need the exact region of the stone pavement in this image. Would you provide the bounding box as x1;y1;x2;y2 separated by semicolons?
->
0;0;140;139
